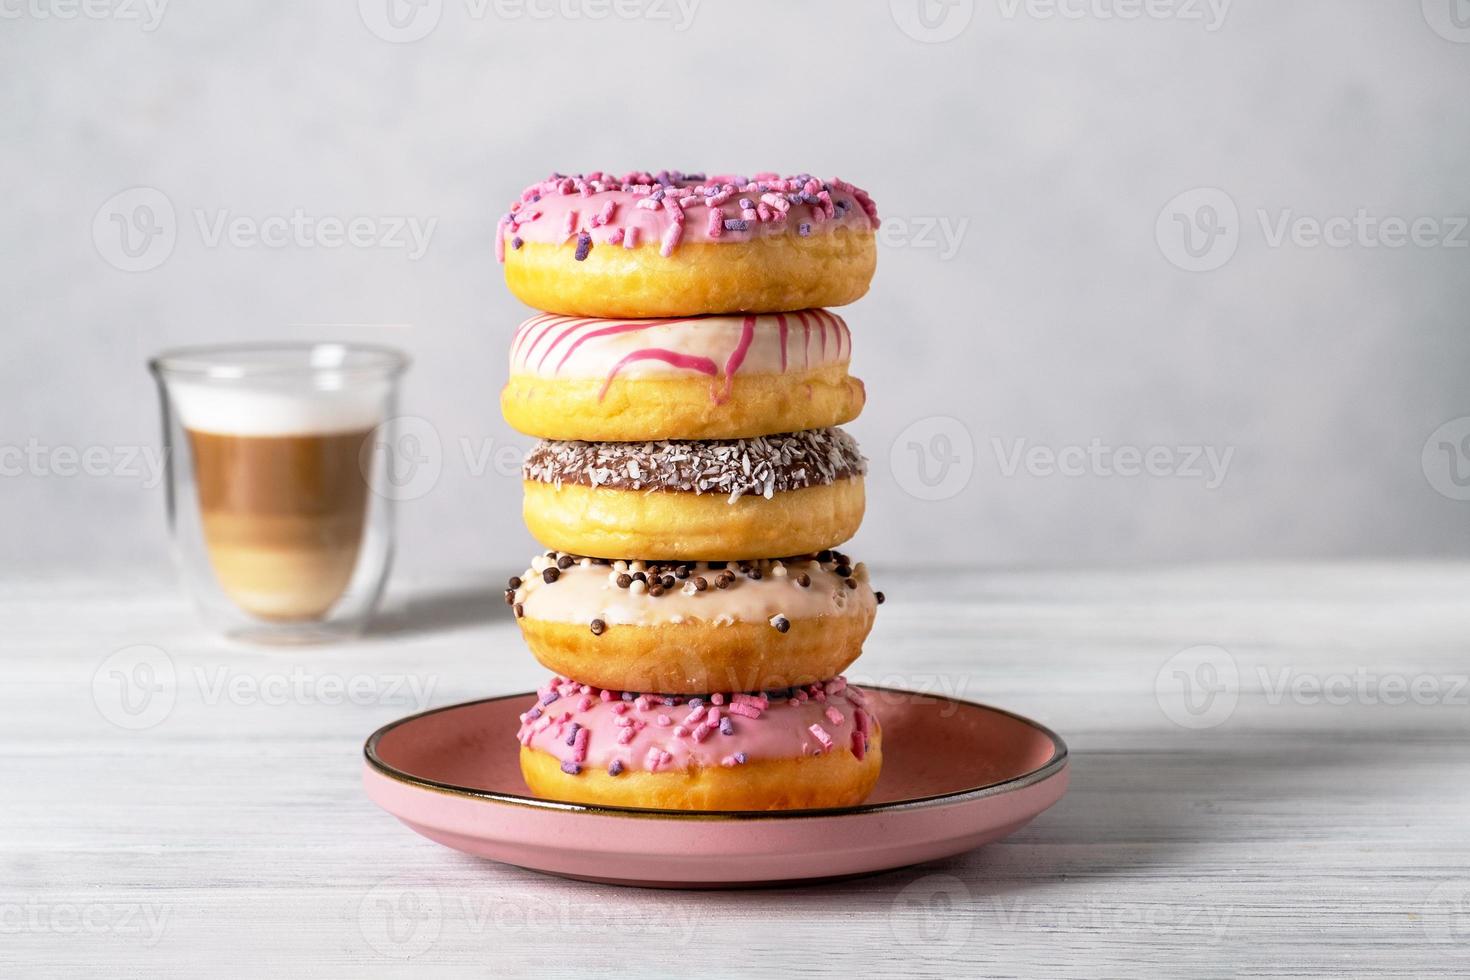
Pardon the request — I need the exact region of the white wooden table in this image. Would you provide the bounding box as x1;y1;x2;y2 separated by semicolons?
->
5;563;1469;978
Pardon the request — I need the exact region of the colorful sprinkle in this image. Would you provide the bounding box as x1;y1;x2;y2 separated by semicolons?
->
495;171;878;261
518;675;872;777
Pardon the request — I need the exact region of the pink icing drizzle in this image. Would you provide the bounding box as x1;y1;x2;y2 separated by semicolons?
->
597;349;719;400
553;318;686;374
717;316;757;402
509;311;850;405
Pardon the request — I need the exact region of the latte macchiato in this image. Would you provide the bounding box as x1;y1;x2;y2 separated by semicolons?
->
187;428;371;620
152;343;406;641
171;381;386;622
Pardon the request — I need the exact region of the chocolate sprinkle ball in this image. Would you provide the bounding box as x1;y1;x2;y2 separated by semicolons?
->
522;428;867;503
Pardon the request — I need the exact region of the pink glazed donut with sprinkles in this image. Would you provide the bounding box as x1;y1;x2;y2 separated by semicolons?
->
517;674;882;811
497;171;880;318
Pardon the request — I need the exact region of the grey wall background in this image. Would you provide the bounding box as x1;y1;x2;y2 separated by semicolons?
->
5;0;1470;578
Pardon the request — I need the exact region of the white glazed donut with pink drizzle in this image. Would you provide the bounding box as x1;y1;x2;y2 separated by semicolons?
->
502;308;865;441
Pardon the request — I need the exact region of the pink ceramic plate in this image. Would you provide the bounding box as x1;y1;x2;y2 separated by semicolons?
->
363;686;1068;888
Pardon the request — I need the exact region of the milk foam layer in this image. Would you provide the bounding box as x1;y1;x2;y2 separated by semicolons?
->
169;380;390;436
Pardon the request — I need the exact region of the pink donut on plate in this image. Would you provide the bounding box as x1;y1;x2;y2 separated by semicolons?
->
517;674;881;811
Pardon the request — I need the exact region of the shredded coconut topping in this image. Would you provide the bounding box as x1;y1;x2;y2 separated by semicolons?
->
523;428;866;502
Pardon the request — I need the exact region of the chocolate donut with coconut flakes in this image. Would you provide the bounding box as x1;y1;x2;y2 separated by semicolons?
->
520;428;866;560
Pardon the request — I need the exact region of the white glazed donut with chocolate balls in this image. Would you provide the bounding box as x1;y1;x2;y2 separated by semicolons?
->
506;549;883;695
521;427;866;561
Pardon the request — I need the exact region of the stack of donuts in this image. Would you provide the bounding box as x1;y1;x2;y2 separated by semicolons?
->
497;170;884;811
